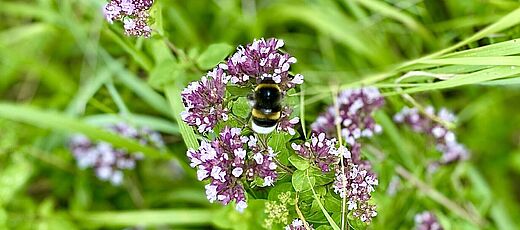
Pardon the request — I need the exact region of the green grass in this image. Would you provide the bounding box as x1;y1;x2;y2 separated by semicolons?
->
1;0;520;229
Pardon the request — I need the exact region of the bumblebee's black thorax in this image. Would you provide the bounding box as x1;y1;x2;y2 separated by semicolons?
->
254;84;281;113
252;80;282;128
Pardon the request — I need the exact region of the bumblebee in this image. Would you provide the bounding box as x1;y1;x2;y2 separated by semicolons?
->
250;79;282;134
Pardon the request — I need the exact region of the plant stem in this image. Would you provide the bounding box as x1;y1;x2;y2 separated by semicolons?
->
395;165;487;226
294;193;312;230
331;85;348;230
306;169;341;230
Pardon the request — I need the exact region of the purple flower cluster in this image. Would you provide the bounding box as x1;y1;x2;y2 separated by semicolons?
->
181;68;230;133
103;0;154;38
414;211;443;230
291;133;339;172
394;106;469;169
290;131;378;222
284;219;314;230
333;158;378;223
333;166;378;223
309;88;383;223
187;127;277;211
222;38;304;93
311;87;384;161
245;136;278;186
69;123;164;185
277;107;300;135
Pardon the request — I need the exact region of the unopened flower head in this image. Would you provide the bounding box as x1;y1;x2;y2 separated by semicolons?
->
187;127;277;211
277;106;300;135
103;0;154;38
291;132;340;172
414;211;443;230
69;123;163;185
264;192;293;229
181;68;230;133
284;219;314;230
311;87;384;161
394;106;469;167
223;38;304;93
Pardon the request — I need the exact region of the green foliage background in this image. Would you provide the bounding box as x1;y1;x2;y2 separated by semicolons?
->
1;0;520;229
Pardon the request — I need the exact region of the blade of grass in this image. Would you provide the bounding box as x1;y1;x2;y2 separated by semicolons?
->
66;68;111;115
105;80;130;115
385;66;520;95
353;0;432;41
74;209;214;227
164;84;199;149
263;4;389;65
417;56;520;66
443;39;520;58
480;76;520;85
335;8;520;90
100;50;172;118
103;29;153;72
396;166;486;226
0;154;33;205
84;114;179;134
0;103;168;160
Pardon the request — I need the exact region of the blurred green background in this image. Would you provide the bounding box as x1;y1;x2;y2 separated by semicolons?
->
1;0;520;229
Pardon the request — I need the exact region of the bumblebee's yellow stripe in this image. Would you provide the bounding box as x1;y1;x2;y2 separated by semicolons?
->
252;109;280;120
255;83;280;91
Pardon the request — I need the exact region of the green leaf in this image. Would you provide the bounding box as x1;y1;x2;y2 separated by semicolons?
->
212;200;266;230
316;225;334;230
196;43;233;70
323;194;341;213
269;132;292;165
232;97;250;118
292;170;315;192
74;209;214;227
227;85;252;97
288;154;310;170
308;167;335;186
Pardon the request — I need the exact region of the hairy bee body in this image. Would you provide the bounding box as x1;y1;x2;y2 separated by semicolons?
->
251;79;282;134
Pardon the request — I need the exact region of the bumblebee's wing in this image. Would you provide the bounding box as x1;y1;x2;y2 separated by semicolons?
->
247;93;255;107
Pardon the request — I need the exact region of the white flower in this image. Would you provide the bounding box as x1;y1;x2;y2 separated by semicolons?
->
232;167;243;177
205;184;218;202
235;200;248;212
